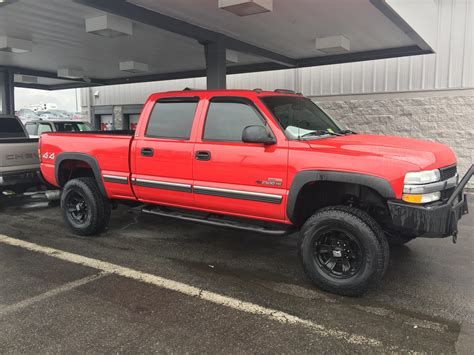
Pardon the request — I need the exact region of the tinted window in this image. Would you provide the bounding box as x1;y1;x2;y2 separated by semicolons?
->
0;116;26;138
203;101;264;142
25;123;37;135
146;100;198;139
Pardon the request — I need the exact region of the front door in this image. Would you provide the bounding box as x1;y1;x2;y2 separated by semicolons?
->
132;97;200;207
193;97;288;222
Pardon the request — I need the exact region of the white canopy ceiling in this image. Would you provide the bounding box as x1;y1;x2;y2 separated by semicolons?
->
0;0;434;90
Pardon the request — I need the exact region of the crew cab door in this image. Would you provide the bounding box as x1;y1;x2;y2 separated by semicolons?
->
131;97;200;207
193;97;288;222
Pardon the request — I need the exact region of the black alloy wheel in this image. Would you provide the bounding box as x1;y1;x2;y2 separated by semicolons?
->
65;191;90;225
313;228;364;279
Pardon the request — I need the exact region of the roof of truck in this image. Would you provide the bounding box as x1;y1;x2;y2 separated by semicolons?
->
150;89;303;101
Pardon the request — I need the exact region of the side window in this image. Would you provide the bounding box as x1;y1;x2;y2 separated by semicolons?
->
25;123;37;136
203;101;265;142
38;123;52;134
145;99;198;139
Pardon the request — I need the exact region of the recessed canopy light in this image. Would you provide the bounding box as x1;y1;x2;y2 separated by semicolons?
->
14;74;38;84
0;36;32;53
86;15;133;38
315;35;350;54
218;0;272;16
119;61;149;73
226;50;239;64
57;68;84;79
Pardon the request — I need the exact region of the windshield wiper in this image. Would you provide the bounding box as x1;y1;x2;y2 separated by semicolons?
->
299;129;343;139
340;129;357;135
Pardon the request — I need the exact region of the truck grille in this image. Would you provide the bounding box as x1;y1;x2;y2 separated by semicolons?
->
439;165;457;180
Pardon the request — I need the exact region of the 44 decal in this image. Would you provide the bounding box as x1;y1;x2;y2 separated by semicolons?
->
42;152;55;160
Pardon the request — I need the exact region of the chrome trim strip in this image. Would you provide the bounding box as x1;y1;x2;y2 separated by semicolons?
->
103;174;129;185
194;185;283;204
403;174;459;194
133;178;192;193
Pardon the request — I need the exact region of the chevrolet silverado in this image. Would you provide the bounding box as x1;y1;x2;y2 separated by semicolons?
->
39;90;473;296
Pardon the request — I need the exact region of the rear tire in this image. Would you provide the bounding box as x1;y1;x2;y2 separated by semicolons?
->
61;177;110;236
299;206;388;297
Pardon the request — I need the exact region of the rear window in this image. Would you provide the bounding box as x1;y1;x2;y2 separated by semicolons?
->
145;98;198;139
0;116;26;138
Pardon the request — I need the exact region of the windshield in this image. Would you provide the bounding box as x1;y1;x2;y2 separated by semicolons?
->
260;96;343;140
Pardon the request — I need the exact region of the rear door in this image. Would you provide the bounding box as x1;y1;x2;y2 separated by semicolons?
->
132;97;201;207
193;97;288;222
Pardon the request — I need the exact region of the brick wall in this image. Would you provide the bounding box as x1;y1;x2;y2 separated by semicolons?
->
315;94;474;188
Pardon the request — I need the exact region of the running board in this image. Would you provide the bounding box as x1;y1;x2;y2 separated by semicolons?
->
141;206;293;236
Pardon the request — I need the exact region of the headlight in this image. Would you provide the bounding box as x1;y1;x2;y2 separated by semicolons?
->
404;169;440;185
402;169;442;204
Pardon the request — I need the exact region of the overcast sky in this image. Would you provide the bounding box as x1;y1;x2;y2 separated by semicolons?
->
15;88;81;112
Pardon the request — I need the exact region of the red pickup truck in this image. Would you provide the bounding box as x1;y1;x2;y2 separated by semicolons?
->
39;89;472;296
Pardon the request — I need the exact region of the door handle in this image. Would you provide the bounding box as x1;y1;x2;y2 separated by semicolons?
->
141;147;154;157
195;150;211;161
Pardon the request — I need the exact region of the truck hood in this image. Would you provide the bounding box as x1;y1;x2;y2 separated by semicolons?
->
307;134;456;171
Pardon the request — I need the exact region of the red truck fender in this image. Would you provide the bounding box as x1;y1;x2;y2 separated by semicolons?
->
54;152;107;196
286;170;396;224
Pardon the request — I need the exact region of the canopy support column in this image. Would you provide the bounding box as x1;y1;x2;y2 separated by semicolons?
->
0;69;15;115
204;37;227;90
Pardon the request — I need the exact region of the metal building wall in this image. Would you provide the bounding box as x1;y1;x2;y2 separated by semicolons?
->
81;0;472;107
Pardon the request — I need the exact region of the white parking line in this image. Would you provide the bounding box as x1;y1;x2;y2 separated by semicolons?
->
0;272;107;318
0;234;383;348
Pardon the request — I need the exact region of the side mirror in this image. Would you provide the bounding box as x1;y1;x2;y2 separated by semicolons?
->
242;125;276;145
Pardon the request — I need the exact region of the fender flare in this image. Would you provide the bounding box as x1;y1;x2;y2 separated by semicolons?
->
55;152;106;196
286;170;396;223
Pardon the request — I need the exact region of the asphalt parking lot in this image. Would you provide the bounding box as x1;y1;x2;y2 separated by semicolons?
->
0;194;473;354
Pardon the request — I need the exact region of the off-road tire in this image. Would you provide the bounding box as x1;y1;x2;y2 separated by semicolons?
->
61;177;110;236
299;206;389;297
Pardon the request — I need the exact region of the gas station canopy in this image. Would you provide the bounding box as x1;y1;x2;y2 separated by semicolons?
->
0;0;434;95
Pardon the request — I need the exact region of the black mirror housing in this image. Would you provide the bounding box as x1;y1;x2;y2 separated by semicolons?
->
242;125;276;145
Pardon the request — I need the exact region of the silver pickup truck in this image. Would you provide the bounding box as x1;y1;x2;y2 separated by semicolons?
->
0;115;40;193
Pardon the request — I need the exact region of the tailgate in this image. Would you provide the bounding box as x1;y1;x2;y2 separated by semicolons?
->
0;139;40;173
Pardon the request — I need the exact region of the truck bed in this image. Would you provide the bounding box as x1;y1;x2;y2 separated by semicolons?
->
40;132;134;197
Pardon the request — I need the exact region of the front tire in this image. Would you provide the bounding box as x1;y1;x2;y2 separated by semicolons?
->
299;206;388;297
61;177;111;236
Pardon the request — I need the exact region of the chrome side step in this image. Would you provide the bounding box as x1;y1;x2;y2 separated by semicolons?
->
141;206;293;236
